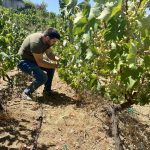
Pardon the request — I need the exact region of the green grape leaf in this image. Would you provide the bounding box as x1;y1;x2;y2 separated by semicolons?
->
85;49;93;59
109;0;122;19
74;17;88;35
78;1;91;17
97;0;122;21
59;0;70;8
82;33;90;43
88;2;101;20
127;42;137;65
127;76;136;89
144;55;150;68
74;12;83;24
97;6;111;21
0;52;9;58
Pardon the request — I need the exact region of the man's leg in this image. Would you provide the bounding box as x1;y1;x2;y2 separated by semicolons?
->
41;68;55;92
17;60;48;94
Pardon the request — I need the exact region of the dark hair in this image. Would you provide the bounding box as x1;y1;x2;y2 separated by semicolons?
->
43;27;60;40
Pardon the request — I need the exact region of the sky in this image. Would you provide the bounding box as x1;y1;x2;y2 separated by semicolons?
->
30;0;93;14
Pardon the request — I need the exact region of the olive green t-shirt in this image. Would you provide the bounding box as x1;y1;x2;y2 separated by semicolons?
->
18;32;50;62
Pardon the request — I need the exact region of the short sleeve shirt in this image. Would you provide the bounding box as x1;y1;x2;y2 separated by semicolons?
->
18;32;50;62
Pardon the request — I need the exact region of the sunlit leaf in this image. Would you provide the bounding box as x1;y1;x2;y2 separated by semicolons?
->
127;76;136;89
85;49;93;59
127;42;137;65
97;0;122;21
74;12;83;24
88;2;101;20
78;1;91;17
82;33;90;43
0;52;9;58
74;17;88;35
109;0;122;19
97;6;111;20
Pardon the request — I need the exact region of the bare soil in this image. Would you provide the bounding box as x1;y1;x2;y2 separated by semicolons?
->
0;69;150;150
0;69;113;150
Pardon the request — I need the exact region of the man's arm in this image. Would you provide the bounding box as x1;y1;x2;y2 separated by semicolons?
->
33;53;58;69
45;48;60;62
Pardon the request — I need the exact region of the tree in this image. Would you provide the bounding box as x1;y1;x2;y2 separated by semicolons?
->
23;0;35;9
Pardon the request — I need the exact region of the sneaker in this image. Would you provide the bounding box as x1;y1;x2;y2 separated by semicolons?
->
22;91;33;100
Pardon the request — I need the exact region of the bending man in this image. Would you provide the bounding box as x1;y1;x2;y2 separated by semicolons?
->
17;27;60;99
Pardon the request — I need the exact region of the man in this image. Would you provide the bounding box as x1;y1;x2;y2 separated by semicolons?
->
17;27;60;99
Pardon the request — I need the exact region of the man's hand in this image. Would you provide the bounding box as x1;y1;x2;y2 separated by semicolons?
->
51;63;59;68
33;53;58;69
45;49;59;61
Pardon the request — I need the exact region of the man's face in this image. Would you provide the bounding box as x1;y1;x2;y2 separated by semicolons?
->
46;36;58;46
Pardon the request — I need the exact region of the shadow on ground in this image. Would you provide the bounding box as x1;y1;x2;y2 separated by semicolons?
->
0;114;57;150
119;112;150;149
36;91;86;108
0;116;31;147
11;71;86;108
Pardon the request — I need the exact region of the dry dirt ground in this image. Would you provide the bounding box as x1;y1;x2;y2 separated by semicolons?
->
0;69;150;150
0;69;113;150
